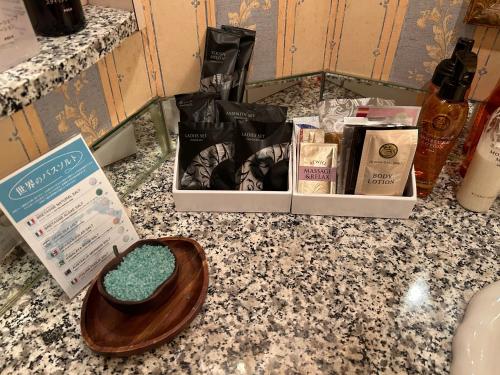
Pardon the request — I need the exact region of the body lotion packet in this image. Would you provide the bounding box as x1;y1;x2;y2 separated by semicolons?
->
354;129;418;196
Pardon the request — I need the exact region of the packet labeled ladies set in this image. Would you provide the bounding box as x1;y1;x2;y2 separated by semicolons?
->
178;102;291;192
236;120;292;191
178;122;236;190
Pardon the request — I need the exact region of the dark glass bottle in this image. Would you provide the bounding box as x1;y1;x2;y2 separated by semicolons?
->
23;0;86;37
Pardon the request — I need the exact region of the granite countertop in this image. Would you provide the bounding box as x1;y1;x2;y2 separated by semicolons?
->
0;5;138;118
0;79;499;374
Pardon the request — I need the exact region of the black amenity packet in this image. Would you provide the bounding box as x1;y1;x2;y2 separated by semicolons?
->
343;124;416;194
178;122;236;190
216;101;288;124
221;25;256;102
175;92;219;122
236;121;293;191
200;28;240;100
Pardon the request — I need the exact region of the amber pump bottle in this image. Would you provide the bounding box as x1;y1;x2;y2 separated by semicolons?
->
414;51;477;198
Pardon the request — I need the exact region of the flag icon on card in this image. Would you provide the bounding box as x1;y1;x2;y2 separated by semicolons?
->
26;218;36;226
34;229;44;237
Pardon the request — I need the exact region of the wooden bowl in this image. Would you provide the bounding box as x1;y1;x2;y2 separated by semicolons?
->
96;238;179;314
81;237;209;356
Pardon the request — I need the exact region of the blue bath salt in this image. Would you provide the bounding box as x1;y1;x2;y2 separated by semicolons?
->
104;244;176;302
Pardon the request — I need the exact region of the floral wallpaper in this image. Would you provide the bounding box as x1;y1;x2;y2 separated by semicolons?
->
140;0;498;100
216;0;277;81
34;66;113;148
390;0;474;86
227;0;271;30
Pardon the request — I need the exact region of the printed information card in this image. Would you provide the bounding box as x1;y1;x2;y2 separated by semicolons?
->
0;135;139;298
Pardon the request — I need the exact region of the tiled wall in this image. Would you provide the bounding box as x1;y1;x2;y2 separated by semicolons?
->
141;0;499;101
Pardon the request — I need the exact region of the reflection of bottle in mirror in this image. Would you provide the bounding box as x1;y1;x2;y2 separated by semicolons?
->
414;51;477;198
417;37;474;111
23;0;85;37
428;37;474;95
456;108;500;212
460;80;500;176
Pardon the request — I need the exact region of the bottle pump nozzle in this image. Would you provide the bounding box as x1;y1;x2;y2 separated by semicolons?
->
438;50;477;102
431;37;475;88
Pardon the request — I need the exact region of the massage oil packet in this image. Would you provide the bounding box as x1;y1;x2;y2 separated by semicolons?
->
298;143;337;194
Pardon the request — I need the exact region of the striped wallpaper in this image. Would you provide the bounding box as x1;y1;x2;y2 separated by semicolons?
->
2;0;499;179
0;31;154;179
140;0;499;101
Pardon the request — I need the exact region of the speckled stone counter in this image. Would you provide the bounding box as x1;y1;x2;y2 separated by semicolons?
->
0;5;137;118
0;79;498;374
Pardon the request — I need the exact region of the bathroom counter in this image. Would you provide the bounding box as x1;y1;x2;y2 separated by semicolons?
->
0;79;499;374
0;5;138;118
